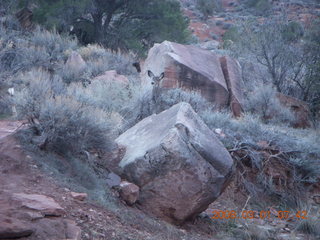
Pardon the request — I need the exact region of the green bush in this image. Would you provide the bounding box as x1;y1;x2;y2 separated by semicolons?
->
196;0;222;19
244;0;271;15
282;21;304;42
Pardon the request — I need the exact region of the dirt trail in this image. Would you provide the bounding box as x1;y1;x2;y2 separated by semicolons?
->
0;120;148;240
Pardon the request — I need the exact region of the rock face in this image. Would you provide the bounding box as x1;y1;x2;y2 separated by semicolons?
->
277;93;311;128
115;102;234;224
142;41;243;116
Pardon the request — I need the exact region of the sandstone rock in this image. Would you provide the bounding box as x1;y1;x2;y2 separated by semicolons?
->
0;215;33;239
115;102;234;224
65;51;86;73
70;192;87;201
119;181;140;205
12;193;65;217
142;41;229;108
220;56;244;117
93;70;129;85
276;93;311;128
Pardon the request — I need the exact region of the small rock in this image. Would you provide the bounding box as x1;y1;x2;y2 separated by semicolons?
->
0;215;33;239
70;192;87;201
119;181;139;205
12;193;65;217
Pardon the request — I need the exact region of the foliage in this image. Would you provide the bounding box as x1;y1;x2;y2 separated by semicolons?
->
243;0;271;15
13;69;112;156
303;19;320;119
30;0;190;55
282;21;304;43
196;0;222;19
245;84;295;125
200;109;320;208
226;17;320;120
157;88;212;113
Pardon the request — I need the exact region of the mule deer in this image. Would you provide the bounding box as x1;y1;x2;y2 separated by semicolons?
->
147;70;164;106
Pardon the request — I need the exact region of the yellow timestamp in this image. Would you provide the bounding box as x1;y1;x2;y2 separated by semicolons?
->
211;210;308;220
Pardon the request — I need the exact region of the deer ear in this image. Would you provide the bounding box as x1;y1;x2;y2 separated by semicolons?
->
159;72;165;80
148;70;154;78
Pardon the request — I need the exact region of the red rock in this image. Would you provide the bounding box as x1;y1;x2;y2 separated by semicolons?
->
119;181;140;206
12;193;65;217
115;103;234;224
143;41;244;116
70;192;87;201
143;41;229;108
0;215;33;239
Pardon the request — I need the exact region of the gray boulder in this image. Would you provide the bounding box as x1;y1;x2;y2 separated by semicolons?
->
115;102;234;224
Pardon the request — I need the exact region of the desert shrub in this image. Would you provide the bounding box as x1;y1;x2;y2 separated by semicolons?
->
245;84;295;125
58;63;91;85
67;79;140;133
29;28;78;62
13;69;112;156
78;45;136;76
0;27;77;74
68;80;137;114
14;69;65;119
201;109;320;207
36;96;112;156
282;21;304;42
243;0;271;15
222;26;239;48
157;88;213;113
196;0;222;19
222;23;233;30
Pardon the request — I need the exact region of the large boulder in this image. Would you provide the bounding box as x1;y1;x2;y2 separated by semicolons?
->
115;102;234;224
142;41;229;108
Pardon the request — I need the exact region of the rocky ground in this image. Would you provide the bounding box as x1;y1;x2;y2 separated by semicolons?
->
0;120;164;240
1;119;319;240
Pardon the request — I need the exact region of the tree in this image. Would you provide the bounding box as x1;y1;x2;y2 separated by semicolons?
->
31;0;189;55
303;19;320;118
229;18;307;95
